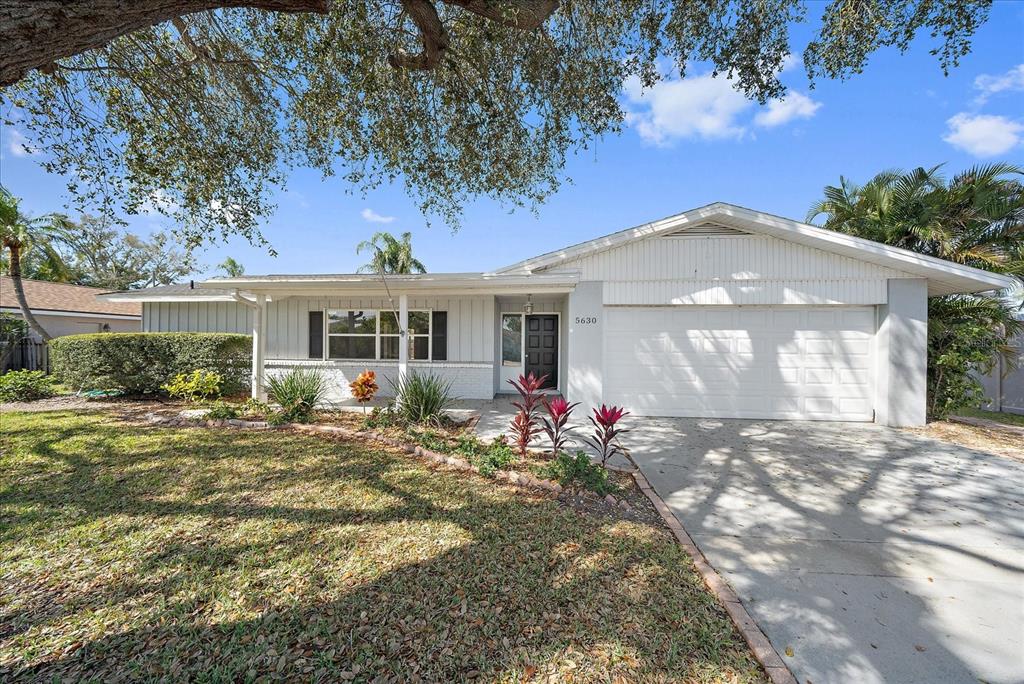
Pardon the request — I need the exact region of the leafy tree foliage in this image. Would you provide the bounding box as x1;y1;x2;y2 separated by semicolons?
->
218;256;246;277
0;186;75;341
356;231;426;274
57;215;199;290
1;211;198;291
808;163;1024;417
3;0;992;250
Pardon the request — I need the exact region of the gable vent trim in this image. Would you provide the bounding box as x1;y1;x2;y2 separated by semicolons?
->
663;223;753;237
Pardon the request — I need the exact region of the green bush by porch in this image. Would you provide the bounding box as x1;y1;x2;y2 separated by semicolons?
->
50;332;251;395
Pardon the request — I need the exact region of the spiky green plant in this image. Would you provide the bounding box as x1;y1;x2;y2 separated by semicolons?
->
389;371;455;424
266;368;327;423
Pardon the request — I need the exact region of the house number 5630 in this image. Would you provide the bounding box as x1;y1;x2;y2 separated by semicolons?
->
575;316;598;325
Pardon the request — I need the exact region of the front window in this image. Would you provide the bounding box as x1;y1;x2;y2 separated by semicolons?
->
327;310;377;359
380;310;430;360
324;308;444;361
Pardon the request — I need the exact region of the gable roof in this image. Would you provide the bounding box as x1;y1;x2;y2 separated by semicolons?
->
495;202;1017;297
0;276;141;317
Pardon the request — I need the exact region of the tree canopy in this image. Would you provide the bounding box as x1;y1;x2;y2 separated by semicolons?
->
357;231;426;274
3;0;993;251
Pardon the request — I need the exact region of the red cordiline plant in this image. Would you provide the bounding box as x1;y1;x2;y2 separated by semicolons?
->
541;396;579;456
584;404;631;466
507;372;548;456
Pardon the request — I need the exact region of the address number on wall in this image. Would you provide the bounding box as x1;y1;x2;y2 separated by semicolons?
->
574;316;598;325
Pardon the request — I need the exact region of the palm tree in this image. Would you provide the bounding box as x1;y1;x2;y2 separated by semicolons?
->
356;231;426;275
808;163;1024;415
217;256;245;278
0;187;74;341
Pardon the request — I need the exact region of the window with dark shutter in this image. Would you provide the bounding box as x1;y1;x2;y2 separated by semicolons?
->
308;311;324;359
431;311;447;361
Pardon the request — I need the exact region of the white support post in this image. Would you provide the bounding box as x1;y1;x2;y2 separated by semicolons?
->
398;293;409;387
251;293;267;400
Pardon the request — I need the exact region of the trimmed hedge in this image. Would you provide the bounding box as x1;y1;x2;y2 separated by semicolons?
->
50;333;251;395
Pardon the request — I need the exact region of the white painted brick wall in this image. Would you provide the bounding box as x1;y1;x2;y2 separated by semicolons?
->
265;360;494;404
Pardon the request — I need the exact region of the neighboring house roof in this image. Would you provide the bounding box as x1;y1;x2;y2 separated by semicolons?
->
495;202;1017;296
0;275;141;318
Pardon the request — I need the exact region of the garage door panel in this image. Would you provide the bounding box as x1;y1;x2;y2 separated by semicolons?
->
605;306;875;421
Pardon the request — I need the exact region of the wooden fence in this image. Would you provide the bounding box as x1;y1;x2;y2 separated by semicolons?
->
1;340;49;374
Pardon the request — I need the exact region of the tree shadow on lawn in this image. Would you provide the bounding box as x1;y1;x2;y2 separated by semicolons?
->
0;412;765;683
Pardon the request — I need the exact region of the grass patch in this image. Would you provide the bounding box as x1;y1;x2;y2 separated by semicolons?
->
955;406;1024;428
0;411;765;683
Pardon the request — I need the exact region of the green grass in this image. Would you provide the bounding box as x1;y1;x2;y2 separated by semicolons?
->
0;411;764;683
955;406;1024;428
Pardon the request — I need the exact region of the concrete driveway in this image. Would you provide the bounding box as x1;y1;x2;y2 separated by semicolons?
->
630;418;1024;684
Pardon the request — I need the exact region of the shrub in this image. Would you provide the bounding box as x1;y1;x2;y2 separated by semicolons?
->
449;433;517;476
474;436;517;476
206;401;240;420
508;372;547;455
266;368;327;423
161;369;222;403
407;428;450;454
390;371;455;424
50;332;250;394
361;405;404;431
0;370;56;402
238;397;271;419
541;451;616;496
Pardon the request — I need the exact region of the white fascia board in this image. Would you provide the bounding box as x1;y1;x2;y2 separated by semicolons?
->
97;293;239;303
0;306;141;320
497;202;1017;295
198;272;579;295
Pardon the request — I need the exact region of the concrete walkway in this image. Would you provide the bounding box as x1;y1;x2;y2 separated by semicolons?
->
630;418;1024;684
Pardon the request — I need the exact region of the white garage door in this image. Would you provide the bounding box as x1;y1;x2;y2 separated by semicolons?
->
604;306;875;421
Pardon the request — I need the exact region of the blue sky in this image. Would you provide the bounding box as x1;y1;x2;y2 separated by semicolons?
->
2;2;1024;280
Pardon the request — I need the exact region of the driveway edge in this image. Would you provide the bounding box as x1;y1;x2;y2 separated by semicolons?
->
632;469;797;684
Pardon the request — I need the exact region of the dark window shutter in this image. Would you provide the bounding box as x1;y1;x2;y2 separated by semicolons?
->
308;311;324;359
431;311;447;361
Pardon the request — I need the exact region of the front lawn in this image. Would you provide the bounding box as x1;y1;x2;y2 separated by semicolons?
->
0;411;764;683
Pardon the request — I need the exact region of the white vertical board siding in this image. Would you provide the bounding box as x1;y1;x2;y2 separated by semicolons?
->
142;302;251;333
265;295;494;362
552;235;912;305
604;305;876;421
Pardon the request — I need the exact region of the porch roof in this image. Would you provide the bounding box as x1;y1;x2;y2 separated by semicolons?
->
99;272;579;303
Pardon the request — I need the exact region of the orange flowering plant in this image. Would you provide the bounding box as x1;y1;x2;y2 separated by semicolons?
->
349;370;379;412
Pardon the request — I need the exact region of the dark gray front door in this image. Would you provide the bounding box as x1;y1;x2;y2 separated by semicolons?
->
525;315;557;389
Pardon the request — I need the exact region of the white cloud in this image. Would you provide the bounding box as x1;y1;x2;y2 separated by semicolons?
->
139;188;180;215
754;91;822;128
623;65;822;146
942;113;1023;157
7;129;32;157
624;72;751;145
361;208;395;224
973;64;1024;106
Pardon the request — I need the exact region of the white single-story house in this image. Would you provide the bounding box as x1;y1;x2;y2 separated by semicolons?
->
100;203;1015;427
